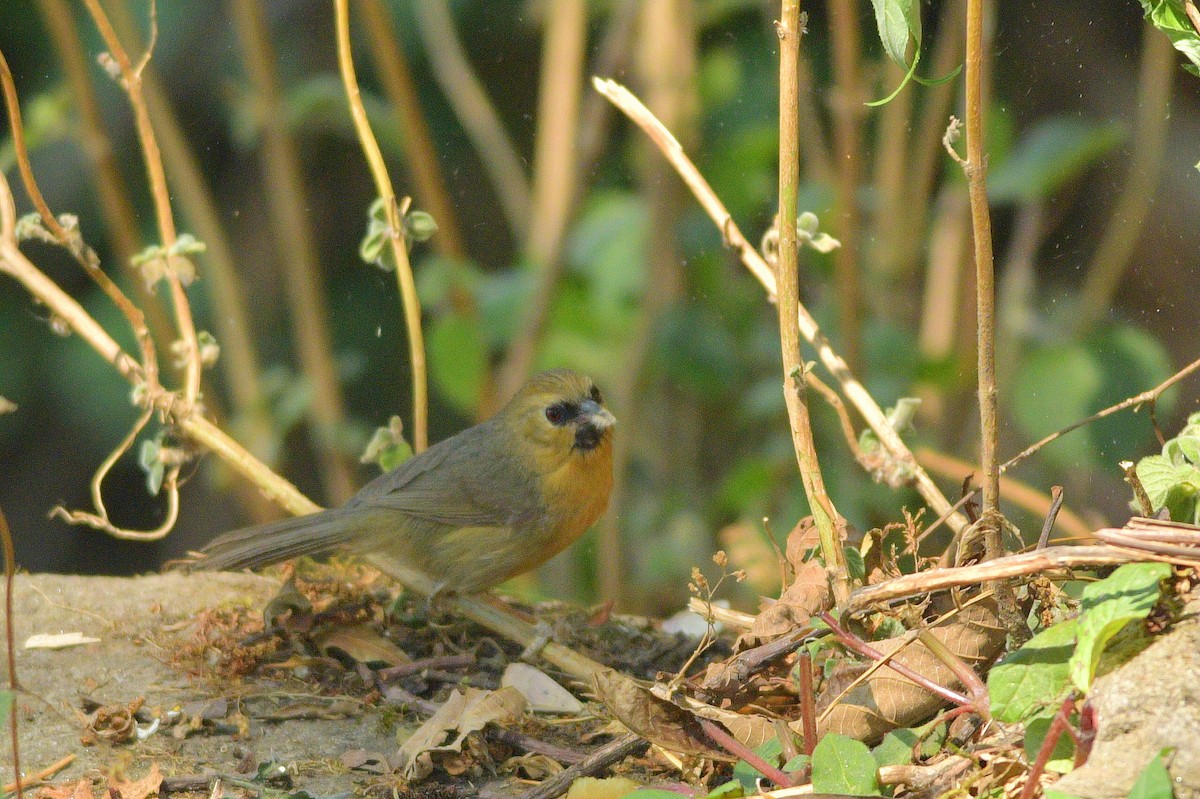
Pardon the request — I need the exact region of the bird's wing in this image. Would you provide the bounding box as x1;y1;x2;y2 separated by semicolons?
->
350;421;543;528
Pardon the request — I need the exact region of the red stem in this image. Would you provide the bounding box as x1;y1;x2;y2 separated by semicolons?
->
819;613;973;709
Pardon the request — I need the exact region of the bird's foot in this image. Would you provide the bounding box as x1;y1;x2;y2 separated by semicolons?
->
424;581;458;621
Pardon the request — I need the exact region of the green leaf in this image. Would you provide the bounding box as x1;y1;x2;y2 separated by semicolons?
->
1069;562;1172;692
566;191;649;311
427;313;487;414
988;618;1077;723
360;416;413;472
989;118;1124;203
1139;0;1200;77
1128;749;1176;799
1135;455;1200;523
137;433;166;497
870;0;919;69
811;733;882;795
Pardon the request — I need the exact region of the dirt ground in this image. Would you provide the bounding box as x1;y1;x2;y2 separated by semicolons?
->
4;571;1200;799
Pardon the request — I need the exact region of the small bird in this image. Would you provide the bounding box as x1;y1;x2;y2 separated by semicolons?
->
197;369;615;593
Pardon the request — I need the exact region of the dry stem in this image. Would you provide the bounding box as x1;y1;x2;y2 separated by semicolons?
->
778;2;851;604
593;76;969;537
334;0;428;453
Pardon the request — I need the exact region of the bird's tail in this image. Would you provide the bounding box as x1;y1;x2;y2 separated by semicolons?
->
192;509;354;572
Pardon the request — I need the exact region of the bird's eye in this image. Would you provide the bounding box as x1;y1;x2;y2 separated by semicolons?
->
589;385;603;404
545;403;571;425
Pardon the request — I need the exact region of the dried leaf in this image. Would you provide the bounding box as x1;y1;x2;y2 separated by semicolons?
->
592;669;730;761
741;559;831;646
785;517;821;575
25;633;101;650
317;623;411;666
341;749;390;774
820;599;1005;743
36;780;94;799
397;687;527;779
106;763;162;799
502;663;584;714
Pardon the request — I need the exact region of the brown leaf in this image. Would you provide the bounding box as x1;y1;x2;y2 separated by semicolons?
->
592;669;731;761
316;623;411;667
785;517;821;576
820;598;1005;743
36;780;94;799
739;559;831;646
341;750;390;774
106;764;162;799
396;687;527;779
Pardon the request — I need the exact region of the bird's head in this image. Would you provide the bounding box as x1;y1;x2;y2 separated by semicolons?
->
502;369;616;468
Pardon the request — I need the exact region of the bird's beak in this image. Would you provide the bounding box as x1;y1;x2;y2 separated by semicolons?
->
573;399;615;452
579;399;616;429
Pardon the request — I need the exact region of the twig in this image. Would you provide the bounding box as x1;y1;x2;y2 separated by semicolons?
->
359;0;467;259
593;77;970;537
819;613;974;710
916;448;1094;542
797;652;817;756
1075;24;1176;335
2;753;75;793
1;506;21;799
845;545;1144;612
376;653;476;681
1037;487;1065;550
827;0;864;373
101;0;274;475
334;0;428;453
518;734;649;799
412;0;530;239
80;0;202;408
1004;355;1200;472
914;629;989;717
960;0;1001;557
777;3;851;605
32;0;176;350
488;728;587;766
699;717;798;788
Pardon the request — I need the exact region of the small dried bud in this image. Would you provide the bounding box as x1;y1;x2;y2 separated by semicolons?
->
712;550;728;568
97;52;121;80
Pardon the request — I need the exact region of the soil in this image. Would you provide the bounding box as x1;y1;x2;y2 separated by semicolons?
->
1;571;712;799
4;571;1200;799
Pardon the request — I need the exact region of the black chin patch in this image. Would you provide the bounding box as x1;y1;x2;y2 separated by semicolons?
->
574;423;603;452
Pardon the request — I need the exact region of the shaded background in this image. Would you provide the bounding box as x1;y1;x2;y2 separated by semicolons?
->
1;0;1198;615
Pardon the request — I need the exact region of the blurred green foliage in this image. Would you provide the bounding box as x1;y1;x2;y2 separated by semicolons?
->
0;0;1194;604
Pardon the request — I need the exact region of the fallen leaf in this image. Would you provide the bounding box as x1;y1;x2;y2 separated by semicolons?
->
316;623;411;666
341;750;390;774
36;780;94;799
739;559;831;646
502;663;584;714
592;669;730;761
785;517;821;576
397;687;527;779
106;764;162;799
25;633;101;650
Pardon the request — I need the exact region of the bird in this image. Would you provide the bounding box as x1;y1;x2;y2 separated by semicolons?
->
196;369;615;594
